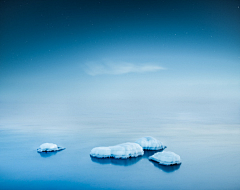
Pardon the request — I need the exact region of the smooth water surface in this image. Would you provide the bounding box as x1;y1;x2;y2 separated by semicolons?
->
0;103;240;190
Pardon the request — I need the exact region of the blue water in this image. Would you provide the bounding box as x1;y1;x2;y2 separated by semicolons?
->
0;103;240;190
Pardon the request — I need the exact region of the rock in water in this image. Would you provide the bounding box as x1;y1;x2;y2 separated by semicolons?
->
90;142;144;159
149;151;181;165
136;136;166;150
37;143;65;152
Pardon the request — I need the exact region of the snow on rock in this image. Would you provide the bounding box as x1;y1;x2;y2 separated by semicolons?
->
37;143;65;152
149;151;181;165
135;136;166;150
90;142;144;159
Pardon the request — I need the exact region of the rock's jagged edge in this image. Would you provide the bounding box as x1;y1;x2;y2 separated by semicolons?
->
37;147;65;153
149;157;181;166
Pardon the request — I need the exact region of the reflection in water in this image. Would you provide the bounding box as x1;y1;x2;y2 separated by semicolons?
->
39;151;58;158
38;148;65;158
91;156;143;166
150;160;181;173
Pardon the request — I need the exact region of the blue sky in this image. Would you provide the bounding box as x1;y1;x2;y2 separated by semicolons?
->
0;0;239;123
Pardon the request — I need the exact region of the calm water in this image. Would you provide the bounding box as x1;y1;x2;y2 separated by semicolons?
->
0;103;240;190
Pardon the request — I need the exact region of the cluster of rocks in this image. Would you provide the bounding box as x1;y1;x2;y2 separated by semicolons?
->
37;136;181;166
90;136;181;166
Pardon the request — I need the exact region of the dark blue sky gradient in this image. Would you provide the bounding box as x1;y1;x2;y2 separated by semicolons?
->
0;0;240;123
1;0;239;71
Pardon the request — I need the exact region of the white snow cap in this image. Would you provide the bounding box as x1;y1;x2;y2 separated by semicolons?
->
149;151;181;165
135;136;166;150
37;143;65;152
90;142;144;159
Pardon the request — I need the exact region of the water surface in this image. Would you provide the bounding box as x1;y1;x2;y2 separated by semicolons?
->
0;103;240;190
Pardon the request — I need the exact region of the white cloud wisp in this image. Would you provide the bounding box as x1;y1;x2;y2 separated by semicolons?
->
85;62;165;76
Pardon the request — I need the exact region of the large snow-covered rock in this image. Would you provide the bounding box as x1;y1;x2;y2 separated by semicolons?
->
135;136;166;150
37;143;65;152
149;151;181;165
90;142;144;159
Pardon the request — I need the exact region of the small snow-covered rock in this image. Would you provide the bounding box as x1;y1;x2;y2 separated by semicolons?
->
135;136;166;150
149;151;181;165
90;142;144;159
37;143;65;152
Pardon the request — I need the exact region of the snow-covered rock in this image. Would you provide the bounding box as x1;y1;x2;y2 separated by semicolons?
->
135;136;166;150
37;143;65;152
90;142;144;159
149;151;181;165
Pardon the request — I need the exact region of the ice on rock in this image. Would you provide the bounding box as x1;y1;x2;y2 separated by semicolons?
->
149;151;181;165
135;136;166;150
90;147;111;158
90;142;144;159
37;143;65;152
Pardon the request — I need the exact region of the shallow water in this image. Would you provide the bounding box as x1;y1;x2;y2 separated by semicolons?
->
0;103;240;190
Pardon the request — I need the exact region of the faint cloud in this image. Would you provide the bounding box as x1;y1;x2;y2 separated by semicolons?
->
85;61;166;76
